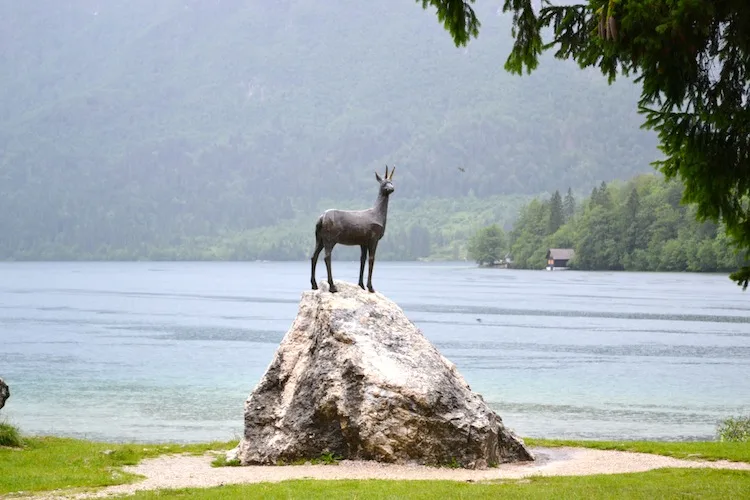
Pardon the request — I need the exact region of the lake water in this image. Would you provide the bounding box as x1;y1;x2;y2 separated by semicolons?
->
1;261;749;443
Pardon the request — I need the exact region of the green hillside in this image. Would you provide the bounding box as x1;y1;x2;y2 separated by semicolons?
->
0;0;659;259
504;175;746;272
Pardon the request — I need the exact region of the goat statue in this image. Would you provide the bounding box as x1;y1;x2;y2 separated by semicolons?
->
311;165;395;293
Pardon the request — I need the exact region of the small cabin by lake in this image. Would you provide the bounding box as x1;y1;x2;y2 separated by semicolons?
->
546;248;575;270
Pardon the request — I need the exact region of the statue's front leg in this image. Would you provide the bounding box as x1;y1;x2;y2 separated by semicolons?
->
324;251;337;293
366;255;376;293
358;245;367;290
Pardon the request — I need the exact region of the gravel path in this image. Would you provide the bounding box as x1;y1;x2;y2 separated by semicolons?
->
26;447;750;499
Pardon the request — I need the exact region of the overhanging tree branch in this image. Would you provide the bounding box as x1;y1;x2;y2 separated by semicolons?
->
415;0;480;46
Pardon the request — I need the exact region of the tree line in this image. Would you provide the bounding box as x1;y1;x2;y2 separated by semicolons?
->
4;194;529;262
469;175;748;273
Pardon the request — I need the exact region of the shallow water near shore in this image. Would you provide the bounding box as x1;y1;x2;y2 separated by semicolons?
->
1;261;749;443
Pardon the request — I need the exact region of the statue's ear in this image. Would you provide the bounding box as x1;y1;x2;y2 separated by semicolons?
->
375;171;383;182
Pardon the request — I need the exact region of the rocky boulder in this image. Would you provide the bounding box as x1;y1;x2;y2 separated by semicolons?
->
0;378;8;410
231;281;533;469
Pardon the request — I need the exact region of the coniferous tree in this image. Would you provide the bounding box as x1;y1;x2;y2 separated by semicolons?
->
548;190;564;234
563;187;576;221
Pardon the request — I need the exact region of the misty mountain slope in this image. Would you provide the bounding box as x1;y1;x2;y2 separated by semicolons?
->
0;0;658;257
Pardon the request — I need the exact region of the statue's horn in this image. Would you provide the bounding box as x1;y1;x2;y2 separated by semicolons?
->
384;165;389;179
388;166;395;179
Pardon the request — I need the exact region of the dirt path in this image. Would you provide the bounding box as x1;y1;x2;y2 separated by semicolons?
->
29;447;750;499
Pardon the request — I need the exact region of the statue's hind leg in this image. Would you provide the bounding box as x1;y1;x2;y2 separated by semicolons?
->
310;240;323;290
324;243;337;293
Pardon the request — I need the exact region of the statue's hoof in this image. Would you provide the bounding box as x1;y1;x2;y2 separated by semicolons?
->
311;283;318;290
330;286;338;293
368;287;375;293
358;283;365;290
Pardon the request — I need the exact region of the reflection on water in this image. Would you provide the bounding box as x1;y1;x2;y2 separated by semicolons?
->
1;261;749;443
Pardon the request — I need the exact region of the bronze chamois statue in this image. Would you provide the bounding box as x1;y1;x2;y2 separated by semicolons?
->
311;165;395;293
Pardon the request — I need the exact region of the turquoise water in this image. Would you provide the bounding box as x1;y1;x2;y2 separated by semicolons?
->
1;261;749;443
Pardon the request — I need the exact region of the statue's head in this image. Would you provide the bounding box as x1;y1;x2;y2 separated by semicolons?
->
375;165;395;195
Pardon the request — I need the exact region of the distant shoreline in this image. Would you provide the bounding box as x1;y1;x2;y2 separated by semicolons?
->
0;259;738;275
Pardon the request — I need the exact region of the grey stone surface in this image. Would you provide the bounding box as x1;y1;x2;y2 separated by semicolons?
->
0;378;9;410
232;281;533;469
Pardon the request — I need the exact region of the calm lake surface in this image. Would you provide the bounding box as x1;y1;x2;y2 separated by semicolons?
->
1;261;749;443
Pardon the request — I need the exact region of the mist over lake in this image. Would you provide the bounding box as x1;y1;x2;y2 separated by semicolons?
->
1;261;749;443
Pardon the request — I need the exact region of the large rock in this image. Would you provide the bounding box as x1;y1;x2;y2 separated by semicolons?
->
0;378;8;410
232;281;533;468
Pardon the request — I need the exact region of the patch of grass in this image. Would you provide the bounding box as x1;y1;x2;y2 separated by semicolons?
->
268;451;343;467
317;450;342;465
120;469;750;499
0;436;238;495
524;438;750;463
717;416;750;442
0;421;23;447
287;458;318;465
210;454;241;468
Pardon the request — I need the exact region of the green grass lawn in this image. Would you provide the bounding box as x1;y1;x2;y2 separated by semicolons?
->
118;469;750;500
525;438;750;463
0;436;236;495
1;433;748;498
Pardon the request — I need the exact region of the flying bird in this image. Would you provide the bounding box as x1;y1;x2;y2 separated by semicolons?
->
458;167;465;173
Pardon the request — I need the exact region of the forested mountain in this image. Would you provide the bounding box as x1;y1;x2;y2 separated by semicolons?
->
0;0;659;259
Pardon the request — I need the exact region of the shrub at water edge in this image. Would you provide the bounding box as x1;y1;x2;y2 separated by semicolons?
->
0;422;23;448
717;416;750;443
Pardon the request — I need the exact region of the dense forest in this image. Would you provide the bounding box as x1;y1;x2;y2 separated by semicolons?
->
0;1;660;260
26;193;531;262
469;175;747;272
